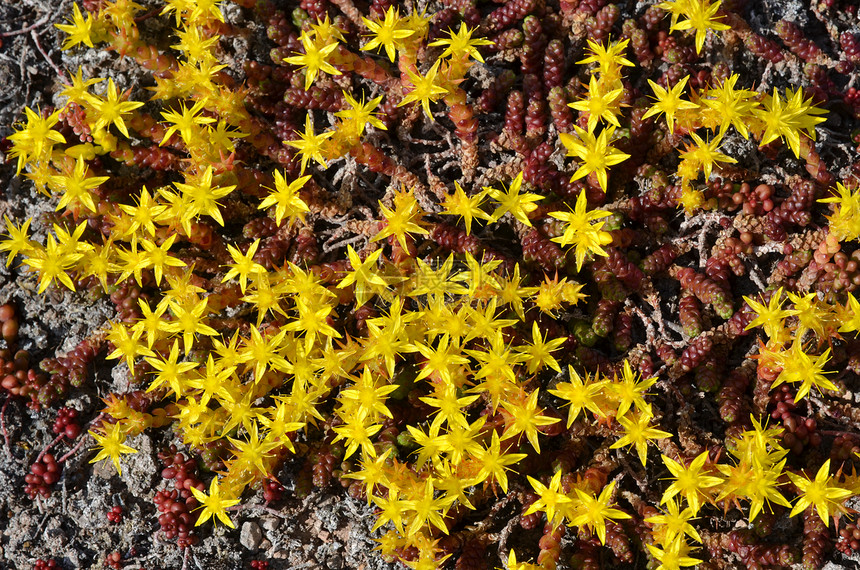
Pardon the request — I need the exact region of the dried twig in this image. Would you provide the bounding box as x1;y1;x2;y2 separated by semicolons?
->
0;396;11;461
0;0;68;37
30;29;64;79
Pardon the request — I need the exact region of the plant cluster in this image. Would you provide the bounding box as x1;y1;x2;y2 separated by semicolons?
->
2;0;860;568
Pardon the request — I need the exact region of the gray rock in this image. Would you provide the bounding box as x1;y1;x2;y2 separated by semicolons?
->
260;516;280;531
240;521;263;551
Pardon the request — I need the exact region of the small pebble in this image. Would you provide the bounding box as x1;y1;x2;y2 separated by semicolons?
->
260;517;280;532
240;522;263;551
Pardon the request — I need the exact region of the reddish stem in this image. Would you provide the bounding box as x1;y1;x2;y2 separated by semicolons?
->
58;413;105;463
35;433;65;465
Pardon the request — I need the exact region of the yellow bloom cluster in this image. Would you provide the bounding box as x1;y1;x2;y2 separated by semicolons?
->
5;3;860;570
